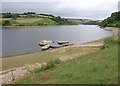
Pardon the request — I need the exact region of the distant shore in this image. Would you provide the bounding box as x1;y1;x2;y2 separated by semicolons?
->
1;24;80;28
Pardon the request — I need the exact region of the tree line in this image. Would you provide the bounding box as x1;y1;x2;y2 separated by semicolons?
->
2;12;55;18
99;11;120;28
50;16;77;25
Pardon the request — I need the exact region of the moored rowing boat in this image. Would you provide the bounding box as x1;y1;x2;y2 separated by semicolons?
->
58;41;69;45
39;40;54;46
41;44;50;50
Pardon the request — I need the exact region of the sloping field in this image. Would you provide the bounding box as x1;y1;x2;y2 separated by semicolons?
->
13;43;118;84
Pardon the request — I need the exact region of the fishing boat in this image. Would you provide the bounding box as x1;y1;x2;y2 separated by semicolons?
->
58;41;69;45
41;44;50;50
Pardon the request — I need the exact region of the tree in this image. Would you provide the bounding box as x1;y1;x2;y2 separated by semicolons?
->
2;20;11;26
2;13;12;18
23;12;36;15
99;11;120;27
12;14;18;20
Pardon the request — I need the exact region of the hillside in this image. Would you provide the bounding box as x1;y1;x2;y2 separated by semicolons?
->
68;18;100;25
99;11;120;27
1;12;101;27
1;12;77;26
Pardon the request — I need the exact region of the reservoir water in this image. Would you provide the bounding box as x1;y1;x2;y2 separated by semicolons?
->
1;25;112;57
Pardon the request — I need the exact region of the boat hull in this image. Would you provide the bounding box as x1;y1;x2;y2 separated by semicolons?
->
58;41;69;45
41;44;50;50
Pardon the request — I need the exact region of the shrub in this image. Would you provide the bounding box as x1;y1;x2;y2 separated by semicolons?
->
2;20;11;26
29;59;61;73
100;45;108;50
99;11;120;28
41;59;61;71
104;37;117;44
101;37;118;50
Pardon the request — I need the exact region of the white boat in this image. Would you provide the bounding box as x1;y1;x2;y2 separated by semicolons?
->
39;42;47;46
39;40;54;46
41;44;50;50
41;40;54;43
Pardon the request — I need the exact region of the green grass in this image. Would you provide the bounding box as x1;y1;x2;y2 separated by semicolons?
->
13;38;118;84
14;18;42;23
2;46;97;70
1;18;58;26
68;19;83;24
32;18;58;25
28;59;61;74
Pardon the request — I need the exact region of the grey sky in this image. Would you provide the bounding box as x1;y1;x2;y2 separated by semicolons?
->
2;0;120;20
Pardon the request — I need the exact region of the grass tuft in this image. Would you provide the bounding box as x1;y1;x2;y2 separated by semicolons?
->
100;37;118;50
29;59;61;73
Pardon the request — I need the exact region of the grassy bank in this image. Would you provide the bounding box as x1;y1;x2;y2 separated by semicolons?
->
12;36;119;84
12;27;119;84
2;46;98;70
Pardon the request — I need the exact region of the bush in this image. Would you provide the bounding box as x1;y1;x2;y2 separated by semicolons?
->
99;11;120;28
104;37;117;44
29;59;61;73
100;44;109;50
2;20;11;26
100;37;118;50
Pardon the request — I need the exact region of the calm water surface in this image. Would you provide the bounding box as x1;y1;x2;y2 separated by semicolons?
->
1;25;112;57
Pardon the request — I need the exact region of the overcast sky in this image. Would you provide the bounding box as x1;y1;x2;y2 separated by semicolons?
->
2;0;120;20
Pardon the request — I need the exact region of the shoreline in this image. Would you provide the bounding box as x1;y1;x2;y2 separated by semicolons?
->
1;27;117;60
1;24;80;28
1;27;115;58
103;27;119;36
1;24;97;28
1;37;106;58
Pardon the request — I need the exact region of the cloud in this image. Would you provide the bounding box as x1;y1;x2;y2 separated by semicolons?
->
2;0;119;20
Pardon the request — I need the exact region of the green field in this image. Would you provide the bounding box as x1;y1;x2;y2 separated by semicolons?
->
2;46;97;70
68;19;83;24
1;17;100;26
1;18;58;26
11;36;119;84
